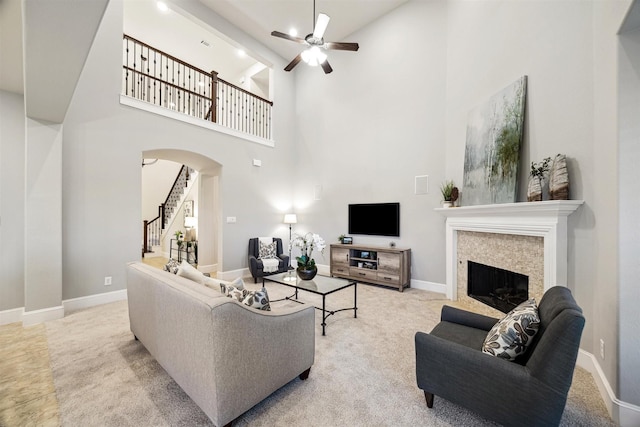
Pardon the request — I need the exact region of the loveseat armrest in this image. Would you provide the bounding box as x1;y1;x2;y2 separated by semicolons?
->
211;301;315;425
278;254;290;269
440;305;498;331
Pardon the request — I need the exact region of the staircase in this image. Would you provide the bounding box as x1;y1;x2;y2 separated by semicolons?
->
143;165;196;257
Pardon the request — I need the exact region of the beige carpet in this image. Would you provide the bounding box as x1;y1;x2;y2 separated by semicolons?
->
45;281;614;426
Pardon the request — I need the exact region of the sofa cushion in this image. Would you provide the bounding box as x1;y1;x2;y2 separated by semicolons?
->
242;288;271;311
177;260;205;284
482;299;540;361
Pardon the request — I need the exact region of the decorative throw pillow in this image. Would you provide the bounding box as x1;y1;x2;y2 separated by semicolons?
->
221;284;247;302
220;277;245;294
163;259;181;274
176;260;205;284
258;240;277;259
482;299;540;361
242;287;271;311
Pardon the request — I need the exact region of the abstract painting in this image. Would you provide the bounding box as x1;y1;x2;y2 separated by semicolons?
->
460;76;527;206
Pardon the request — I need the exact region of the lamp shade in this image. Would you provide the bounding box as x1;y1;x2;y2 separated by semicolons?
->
283;214;297;224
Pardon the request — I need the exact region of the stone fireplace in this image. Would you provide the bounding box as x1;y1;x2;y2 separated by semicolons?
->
437;200;583;316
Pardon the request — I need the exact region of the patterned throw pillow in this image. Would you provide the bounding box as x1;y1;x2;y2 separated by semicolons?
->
258;240;277;259
482;299;540;361
163;259;181;274
221;284;248;302
220;277;245;294
242;288;271;311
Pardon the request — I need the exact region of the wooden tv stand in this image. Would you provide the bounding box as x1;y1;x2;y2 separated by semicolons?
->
330;244;411;292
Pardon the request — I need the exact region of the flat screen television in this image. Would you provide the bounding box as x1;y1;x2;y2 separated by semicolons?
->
348;203;400;237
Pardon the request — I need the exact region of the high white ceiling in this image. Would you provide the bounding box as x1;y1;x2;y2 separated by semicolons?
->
200;0;409;62
0;0;407;119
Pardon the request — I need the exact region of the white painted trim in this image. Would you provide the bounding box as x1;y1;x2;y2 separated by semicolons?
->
218;268;250;281
577;349;640;426
0;307;24;325
22;305;64;326
198;263;218;274
63;289;128;313
120;96;275;147
411;279;447;295
435;200;584;300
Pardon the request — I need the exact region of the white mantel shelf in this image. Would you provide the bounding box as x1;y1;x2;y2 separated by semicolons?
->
435;200;584;300
435;200;584;218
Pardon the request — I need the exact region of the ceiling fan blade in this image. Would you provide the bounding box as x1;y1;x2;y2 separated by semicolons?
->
313;13;330;39
271;31;306;44
320;59;333;74
284;54;303;72
324;42;359;51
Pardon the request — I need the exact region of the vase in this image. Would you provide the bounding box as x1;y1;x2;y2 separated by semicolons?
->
549;154;569;200
297;265;317;281
442;201;453;208
527;176;542;202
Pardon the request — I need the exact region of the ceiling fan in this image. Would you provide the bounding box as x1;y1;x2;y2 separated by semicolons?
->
270;1;359;74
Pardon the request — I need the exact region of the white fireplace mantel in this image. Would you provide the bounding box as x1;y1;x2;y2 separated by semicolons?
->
436;200;584;300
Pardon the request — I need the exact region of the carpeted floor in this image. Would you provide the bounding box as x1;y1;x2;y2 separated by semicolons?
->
45;281;614;426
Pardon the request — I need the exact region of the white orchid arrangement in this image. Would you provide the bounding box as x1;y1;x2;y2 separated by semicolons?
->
291;232;326;268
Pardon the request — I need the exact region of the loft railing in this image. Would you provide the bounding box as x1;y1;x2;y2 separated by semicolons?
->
123;34;273;140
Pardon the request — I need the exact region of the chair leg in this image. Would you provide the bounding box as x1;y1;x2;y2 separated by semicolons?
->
424;391;434;408
254;277;258;284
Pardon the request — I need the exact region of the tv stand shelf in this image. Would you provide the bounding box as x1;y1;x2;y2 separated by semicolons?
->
330;244;411;292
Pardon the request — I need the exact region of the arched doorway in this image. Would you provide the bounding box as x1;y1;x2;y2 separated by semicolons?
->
142;149;222;274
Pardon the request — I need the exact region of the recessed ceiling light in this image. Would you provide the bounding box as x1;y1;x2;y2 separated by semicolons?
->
157;1;169;12
237;49;246;57
289;28;298;37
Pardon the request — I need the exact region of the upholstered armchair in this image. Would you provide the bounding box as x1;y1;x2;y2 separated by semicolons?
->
248;237;290;283
415;286;585;426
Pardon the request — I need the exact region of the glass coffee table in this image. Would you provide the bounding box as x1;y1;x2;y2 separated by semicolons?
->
263;272;357;336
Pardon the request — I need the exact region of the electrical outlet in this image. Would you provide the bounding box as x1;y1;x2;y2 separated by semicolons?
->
104;276;112;286
600;339;605;359
226;216;237;223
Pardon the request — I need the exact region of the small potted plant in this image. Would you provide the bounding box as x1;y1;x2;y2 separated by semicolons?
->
440;180;459;208
528;157;551;201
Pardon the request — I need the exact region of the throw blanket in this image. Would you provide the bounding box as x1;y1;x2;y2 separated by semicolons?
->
261;258;280;273
258;237;279;273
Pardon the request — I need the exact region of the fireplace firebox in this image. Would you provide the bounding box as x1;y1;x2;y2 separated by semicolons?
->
467;261;529;313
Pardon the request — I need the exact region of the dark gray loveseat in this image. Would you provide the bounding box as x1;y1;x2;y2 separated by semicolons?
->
415;286;585;426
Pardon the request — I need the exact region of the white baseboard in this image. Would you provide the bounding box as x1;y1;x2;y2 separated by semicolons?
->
218;268;250;282
63;289;128;313
577;349;640;426
0;307;24;325
410;279;447;295
198;263;218;274
22;305;64;326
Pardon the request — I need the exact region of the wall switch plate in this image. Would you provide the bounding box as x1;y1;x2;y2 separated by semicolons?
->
226;216;237;223
104;276;112;286
252;159;261;167
415;175;429;195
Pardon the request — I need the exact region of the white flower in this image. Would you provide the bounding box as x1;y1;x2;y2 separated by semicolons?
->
292;232;325;267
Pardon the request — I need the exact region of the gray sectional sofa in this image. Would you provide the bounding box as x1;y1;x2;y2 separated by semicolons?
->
126;261;315;427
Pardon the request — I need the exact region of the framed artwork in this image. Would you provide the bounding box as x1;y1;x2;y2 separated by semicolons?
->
460;76;527;206
184;200;194;219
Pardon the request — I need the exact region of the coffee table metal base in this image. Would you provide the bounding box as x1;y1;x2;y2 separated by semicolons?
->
263;274;357;336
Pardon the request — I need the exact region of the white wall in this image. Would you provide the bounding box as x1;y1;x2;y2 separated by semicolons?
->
618;25;640;406
0;90;25;311
60;0;298;300
293;0;448;284
141;159;182;221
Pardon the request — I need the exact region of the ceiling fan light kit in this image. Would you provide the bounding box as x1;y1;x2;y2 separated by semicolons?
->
271;1;359;74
